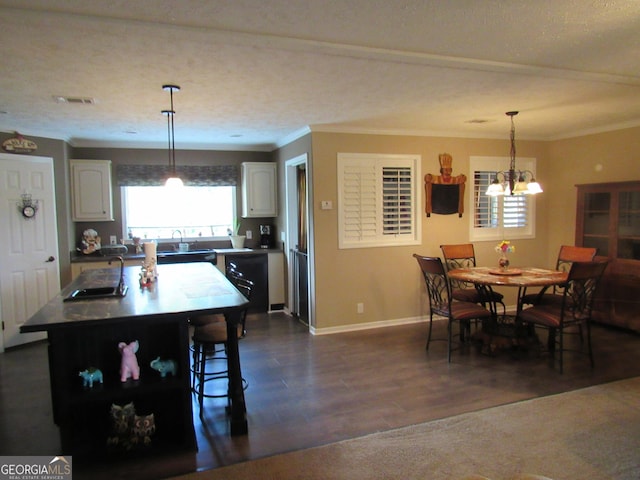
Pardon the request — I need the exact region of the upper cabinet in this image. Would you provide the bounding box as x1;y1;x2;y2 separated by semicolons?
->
241;162;277;218
70;160;114;222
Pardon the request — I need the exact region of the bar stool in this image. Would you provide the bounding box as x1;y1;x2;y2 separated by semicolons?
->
189;274;253;414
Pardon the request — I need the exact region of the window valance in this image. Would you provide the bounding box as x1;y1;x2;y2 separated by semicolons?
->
116;164;238;186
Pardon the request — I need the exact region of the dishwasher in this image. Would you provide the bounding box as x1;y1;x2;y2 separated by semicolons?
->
224;253;268;312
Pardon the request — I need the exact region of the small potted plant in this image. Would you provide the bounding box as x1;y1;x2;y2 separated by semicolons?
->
229;219;245;249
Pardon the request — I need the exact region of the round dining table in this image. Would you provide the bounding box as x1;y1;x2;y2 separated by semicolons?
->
447;266;568;353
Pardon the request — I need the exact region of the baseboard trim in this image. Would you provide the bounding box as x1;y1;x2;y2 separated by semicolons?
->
310;315;436;336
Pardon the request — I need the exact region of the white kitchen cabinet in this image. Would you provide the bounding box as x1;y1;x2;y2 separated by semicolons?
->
241;162;277;217
70;159;114;221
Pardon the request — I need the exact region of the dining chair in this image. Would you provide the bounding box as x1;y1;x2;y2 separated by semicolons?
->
520;245;597;308
518;260;608;373
414;254;493;362
440;243;506;314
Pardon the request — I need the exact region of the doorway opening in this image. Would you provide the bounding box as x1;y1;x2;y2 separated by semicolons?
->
285;154;312;328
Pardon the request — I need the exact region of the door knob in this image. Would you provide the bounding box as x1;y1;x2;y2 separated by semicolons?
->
46;256;56;262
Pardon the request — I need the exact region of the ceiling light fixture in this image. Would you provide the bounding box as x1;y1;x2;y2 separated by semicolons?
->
486;111;542;196
162;84;183;188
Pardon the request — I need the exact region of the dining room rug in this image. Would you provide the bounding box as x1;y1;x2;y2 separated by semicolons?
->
173;376;640;480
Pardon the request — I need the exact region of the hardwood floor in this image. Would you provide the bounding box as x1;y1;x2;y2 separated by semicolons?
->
1;312;639;479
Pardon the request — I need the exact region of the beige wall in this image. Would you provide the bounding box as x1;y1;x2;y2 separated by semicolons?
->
545;127;640;267
306;127;640;331
309;132;550;330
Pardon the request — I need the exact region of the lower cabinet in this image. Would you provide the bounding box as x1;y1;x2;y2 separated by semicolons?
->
217;251;285;311
225;253;269;312
48;316;194;458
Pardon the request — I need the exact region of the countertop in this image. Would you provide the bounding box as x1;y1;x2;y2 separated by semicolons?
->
21;263;249;332
70;247;280;263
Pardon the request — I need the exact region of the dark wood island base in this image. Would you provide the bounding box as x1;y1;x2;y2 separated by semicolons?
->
21;263;249;460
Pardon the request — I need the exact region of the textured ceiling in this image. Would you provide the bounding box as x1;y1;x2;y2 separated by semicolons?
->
0;0;639;151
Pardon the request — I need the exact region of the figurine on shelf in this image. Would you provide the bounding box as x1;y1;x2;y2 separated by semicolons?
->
118;340;140;382
107;401;136;449
78;367;103;388
150;357;177;378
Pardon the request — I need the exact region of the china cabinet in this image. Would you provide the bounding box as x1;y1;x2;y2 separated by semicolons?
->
575;181;640;332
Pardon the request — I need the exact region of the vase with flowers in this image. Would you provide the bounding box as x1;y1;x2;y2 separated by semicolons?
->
495;240;515;270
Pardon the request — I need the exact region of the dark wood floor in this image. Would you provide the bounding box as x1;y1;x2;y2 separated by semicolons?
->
1;312;639;479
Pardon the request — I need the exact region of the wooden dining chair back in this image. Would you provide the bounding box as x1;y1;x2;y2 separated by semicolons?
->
440;243;506;314
518;260;608;373
521;245;597;307
414;254;492;362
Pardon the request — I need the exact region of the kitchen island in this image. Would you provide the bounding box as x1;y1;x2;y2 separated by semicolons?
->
20;262;249;458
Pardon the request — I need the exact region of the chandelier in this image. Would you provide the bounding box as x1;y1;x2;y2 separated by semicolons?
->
162;84;183;188
486;111;543;196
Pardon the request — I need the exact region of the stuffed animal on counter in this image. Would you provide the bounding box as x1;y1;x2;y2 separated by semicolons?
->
118;340;140;382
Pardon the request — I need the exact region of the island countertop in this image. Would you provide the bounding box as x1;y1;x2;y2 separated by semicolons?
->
21;262;249;332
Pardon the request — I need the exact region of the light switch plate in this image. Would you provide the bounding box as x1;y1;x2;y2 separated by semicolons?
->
109;235;117;245
321;200;333;210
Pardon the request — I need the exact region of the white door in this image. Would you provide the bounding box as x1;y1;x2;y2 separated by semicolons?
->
0;153;60;350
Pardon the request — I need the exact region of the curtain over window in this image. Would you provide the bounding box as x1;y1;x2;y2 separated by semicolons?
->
116;164;238;187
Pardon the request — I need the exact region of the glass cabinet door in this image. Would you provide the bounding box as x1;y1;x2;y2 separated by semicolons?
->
582;191;610;256
576;181;640;259
617;190;640;260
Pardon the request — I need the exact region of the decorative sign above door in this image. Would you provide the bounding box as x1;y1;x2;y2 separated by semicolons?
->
2;132;38;154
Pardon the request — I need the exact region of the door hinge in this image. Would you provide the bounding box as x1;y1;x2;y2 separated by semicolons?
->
1;321;4;331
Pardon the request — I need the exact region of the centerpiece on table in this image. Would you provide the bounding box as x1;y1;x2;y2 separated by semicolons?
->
495;240;515;270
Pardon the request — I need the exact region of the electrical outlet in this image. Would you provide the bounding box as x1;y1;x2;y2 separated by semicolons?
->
109;235;117;245
357;303;364;314
246;230;252;240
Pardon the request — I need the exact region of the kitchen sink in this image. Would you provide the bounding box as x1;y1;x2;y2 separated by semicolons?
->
156;249;216;264
64;285;129;302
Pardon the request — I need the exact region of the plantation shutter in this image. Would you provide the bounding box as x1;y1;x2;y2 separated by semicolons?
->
338;153;421;249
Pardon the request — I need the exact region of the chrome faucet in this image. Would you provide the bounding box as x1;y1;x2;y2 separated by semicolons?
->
108;255;126;295
171;229;183;244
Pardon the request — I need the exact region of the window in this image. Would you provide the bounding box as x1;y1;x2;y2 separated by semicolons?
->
338;153;421;249
469;156;536;242
122;186;236;240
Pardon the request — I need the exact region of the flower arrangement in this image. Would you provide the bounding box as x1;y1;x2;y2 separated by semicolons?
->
495;240;515;254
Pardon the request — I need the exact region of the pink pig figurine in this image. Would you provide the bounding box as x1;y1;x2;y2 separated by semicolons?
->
118;340;140;382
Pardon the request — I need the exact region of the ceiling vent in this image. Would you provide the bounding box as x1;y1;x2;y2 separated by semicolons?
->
53;96;96;105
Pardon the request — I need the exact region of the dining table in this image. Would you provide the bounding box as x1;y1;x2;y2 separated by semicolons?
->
20;262;249;458
447;266;568;352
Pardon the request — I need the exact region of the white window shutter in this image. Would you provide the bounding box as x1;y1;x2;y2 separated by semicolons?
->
338;153;421;249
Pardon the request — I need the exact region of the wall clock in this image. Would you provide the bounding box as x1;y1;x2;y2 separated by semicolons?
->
22;205;36;218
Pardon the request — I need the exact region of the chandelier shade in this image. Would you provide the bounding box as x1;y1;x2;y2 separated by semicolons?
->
485;111;542;196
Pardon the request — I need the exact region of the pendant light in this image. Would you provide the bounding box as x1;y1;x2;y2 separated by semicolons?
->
486;111;543;196
162;84;183;187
